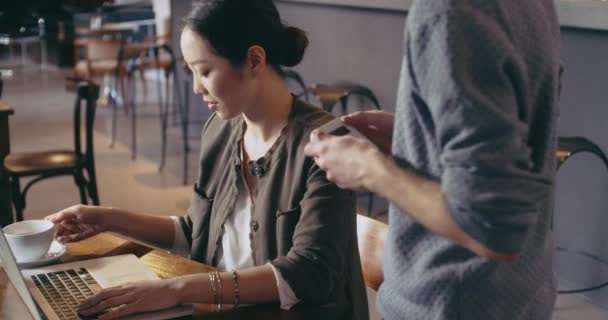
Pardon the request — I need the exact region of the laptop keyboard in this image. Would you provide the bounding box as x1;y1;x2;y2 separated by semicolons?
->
31;268;101;320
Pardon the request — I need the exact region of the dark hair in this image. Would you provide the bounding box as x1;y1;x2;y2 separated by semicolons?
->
185;0;309;69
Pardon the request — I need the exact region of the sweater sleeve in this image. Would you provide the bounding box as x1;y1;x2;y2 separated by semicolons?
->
411;8;552;254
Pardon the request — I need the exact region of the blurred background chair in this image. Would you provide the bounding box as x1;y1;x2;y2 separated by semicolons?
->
120;42;177;170
309;83;381;115
309;82;383;216
357;214;387;320
73;35;127;111
357;214;387;291
3;80;100;222
553;137;608;295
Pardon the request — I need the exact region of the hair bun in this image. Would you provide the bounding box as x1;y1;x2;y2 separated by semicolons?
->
280;26;309;67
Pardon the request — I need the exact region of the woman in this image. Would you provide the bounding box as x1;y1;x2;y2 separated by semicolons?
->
47;1;367;319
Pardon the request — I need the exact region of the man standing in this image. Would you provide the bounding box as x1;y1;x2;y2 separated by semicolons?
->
305;0;562;319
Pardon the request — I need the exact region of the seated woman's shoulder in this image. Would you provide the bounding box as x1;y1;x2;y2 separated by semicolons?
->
292;99;335;130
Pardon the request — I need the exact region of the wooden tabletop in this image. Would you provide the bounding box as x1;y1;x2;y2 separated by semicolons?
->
0;233;348;319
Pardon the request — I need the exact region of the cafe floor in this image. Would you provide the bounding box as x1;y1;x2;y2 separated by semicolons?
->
2;66;607;320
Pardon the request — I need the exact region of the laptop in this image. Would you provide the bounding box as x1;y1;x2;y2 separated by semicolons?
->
0;229;193;320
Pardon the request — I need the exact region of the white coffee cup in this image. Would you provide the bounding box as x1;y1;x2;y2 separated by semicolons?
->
3;220;56;262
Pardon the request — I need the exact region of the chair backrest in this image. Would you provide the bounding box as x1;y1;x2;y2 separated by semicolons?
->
557;136;608;169
72;82;100;164
344;85;381;111
86;38;124;61
357;214;388;291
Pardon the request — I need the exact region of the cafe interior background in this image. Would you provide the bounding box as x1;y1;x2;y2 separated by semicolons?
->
0;0;607;319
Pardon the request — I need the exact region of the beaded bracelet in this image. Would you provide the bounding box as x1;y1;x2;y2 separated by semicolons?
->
231;270;240;310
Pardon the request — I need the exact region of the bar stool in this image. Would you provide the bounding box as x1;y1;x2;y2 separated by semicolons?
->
309;83;382;216
4;80;100;222
309;83;381;115
554;137;608;294
119;42;177;170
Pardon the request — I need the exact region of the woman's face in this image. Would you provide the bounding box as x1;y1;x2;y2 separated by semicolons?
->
180;27;254;119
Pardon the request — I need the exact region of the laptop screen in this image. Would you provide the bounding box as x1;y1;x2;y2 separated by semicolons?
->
0;229;43;320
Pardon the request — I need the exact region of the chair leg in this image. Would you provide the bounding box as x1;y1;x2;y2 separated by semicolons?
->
139;66;147;103
130;71;137;160
73;172;88;205
9;176;25;222
110;98;117;148
367;192;375;217
159;70;169;171
340;96;349;115
119;71;129;114
182;79;191;185
85;166;100;206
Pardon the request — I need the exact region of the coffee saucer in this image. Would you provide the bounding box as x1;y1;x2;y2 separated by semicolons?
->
17;241;66;269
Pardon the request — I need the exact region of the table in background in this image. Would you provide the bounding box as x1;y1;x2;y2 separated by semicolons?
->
0;101;14;226
0;24;47;69
0;232;347;319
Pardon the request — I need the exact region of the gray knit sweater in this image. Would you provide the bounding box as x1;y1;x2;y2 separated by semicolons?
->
377;1;562;319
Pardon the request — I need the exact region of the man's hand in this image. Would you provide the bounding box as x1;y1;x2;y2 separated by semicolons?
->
342;111;394;154
304;130;389;191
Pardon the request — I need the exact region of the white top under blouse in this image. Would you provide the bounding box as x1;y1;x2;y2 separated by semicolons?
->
169;176;299;309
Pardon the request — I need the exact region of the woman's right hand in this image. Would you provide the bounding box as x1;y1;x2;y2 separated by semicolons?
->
342;111;395;154
46;205;110;243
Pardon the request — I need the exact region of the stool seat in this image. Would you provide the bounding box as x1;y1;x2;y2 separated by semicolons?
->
309;83;381;115
309;84;350;107
4;150;82;176
74;60;123;79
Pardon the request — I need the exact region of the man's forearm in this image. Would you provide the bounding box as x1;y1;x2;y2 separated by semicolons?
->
104;208;176;250
365;152;514;261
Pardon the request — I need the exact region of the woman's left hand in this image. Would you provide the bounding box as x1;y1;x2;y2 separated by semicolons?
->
304;130;389;191
78;279;181;320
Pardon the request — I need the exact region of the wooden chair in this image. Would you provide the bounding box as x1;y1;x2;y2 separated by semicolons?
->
311;83;382;216
309;83;381;115
73;35;127;111
3;81;100;222
357;214;388;291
